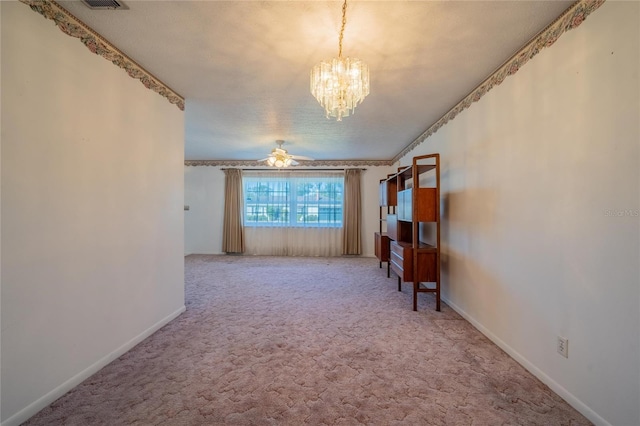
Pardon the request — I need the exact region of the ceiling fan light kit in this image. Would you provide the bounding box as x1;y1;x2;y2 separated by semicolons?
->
262;140;313;168
310;0;370;121
266;154;292;168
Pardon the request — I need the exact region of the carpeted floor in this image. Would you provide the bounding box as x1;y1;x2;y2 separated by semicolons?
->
24;255;591;425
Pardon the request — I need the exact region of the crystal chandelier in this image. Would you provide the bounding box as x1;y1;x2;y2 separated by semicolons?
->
310;0;369;121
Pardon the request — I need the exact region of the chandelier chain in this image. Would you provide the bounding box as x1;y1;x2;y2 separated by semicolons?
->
338;0;347;58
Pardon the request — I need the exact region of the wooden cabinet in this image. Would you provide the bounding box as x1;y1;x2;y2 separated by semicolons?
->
379;154;441;311
390;241;438;284
374;232;391;276
397;188;437;222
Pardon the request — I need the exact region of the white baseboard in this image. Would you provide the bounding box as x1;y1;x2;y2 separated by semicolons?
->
442;296;610;426
1;306;186;426
184;252;223;256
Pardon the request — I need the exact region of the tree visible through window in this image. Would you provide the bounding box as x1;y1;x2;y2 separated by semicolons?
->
243;173;343;227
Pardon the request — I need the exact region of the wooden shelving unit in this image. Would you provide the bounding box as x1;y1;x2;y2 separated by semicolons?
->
383;154;441;311
374;175;397;277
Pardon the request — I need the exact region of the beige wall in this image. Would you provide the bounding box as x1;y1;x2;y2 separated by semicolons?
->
398;2;639;425
1;3;185;424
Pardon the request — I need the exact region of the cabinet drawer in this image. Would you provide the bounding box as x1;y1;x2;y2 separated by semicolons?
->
390;249;404;265
391;241;411;258
391;242;437;283
390;242;412;281
389;252;405;280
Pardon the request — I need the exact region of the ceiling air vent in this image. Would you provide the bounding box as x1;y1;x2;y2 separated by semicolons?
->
81;0;128;10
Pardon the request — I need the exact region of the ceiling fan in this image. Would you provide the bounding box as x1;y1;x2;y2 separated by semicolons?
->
260;140;313;168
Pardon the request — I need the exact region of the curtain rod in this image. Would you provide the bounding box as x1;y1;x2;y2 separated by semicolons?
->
221;168;366;171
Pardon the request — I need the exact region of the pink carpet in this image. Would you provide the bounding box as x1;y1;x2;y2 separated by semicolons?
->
24;255;591;425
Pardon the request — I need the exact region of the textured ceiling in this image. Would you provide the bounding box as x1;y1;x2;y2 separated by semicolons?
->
59;0;573;162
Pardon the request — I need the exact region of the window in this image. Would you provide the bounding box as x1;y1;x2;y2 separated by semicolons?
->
243;172;344;227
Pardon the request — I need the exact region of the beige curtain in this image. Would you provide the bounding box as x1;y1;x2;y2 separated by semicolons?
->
342;168;362;255
245;227;342;257
222;168;245;253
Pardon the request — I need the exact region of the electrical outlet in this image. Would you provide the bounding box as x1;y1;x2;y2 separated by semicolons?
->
557;336;569;358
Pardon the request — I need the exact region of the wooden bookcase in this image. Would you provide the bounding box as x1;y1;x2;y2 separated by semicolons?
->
383;154;441;311
374;175;397;277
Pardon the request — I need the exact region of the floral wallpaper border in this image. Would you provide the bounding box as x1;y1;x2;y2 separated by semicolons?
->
21;0;185;111
391;0;605;163
184;159;394;168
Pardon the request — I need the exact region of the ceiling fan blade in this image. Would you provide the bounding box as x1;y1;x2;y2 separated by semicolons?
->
290;155;314;161
290;159;300;166
257;157;271;162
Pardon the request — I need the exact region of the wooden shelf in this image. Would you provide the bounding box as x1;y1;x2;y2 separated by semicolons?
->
379;176;398;207
375;175;398;277
395;163;436;179
376;153;441;311
387;164;437;183
391;240;436;251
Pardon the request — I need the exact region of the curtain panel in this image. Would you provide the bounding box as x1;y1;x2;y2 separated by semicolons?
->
342;168;362;255
244;227;342;256
222;168;245;253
